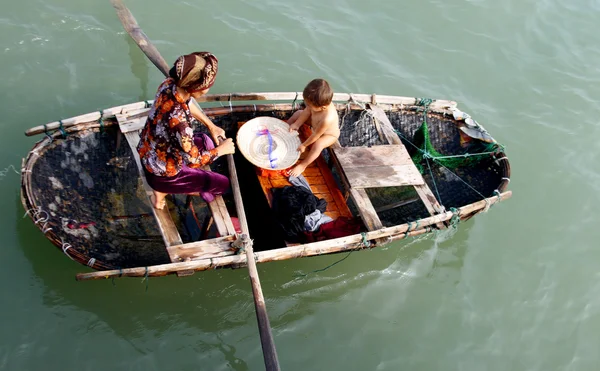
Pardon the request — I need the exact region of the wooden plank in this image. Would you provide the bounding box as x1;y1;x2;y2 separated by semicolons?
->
167;236;236;262
349;188;383;231
332;146;424;188
343;165;424;188
118;125;183;249
201;164;236;237
367;104;445;215
119;116;147;133
333;145;413;168
314;156;352;218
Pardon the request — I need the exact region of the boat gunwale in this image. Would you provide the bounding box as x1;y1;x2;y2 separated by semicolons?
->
25;92;458;137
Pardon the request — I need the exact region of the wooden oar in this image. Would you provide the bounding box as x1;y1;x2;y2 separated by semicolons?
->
109;1;280;370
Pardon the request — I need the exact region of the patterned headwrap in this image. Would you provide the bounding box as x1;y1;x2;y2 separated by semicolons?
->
169;52;218;92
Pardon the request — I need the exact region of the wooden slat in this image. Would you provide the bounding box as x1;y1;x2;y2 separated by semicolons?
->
332;145;424;188
167;235;236;262
343;165;424;188
314;156;352;218
333;145;413;167
201;165;237;237
119;116;147;133
349;188;383;231
117;119;183;249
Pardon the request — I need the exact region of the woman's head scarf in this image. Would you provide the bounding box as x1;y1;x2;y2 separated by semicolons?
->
169;52;218;91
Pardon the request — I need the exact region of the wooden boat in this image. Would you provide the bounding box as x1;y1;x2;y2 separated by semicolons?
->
21;92;511;280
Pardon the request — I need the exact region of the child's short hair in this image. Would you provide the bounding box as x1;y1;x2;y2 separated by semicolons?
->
303;79;333;107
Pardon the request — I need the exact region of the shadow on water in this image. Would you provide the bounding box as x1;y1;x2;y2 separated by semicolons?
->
16;191;475;366
125;34;150;102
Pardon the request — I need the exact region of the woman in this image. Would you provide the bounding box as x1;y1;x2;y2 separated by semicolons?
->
137;52;235;209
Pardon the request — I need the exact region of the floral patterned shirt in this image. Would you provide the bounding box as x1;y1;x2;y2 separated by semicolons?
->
137;78;218;177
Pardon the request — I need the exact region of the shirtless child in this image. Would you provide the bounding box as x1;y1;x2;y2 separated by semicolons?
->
287;78;340;177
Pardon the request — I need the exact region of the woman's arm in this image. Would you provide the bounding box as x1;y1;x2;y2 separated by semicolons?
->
189;101;225;141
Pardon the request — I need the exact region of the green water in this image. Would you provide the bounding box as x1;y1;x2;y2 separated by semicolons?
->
2;0;600;370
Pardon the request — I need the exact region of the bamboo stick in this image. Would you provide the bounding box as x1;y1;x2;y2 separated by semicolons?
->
76;191;511;280
223;137;280;370
110;0;169;75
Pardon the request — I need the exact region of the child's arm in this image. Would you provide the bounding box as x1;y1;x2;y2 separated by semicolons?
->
300;119;331;151
288;109;311;132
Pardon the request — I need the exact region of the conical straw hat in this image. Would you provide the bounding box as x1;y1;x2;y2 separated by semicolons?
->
236;117;301;170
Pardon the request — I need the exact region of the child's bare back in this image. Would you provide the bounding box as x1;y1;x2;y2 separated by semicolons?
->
287;78;340;177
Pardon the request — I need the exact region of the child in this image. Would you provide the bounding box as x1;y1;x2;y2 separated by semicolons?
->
287;78;340;177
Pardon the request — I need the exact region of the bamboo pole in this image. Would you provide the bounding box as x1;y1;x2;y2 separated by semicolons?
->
76;191;511;280
110;0;169;75
222;137;280;370
108;1;280;369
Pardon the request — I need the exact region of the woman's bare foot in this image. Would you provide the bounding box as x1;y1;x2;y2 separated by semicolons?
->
288;163;307;177
151;191;167;210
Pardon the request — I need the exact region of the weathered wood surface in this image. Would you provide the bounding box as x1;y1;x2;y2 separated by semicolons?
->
203;167;237;237
75;190;512;280
119;116;147;133
117;116;183;248
368;104;446;216
349;188;383;231
333;145;425;188
167;236;236;262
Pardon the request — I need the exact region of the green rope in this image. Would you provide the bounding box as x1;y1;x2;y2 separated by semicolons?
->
404;220;422;238
405;222;413;237
361;232;371;248
58;120;68;137
43;124;53;140
98;111;105;133
448;207;460;229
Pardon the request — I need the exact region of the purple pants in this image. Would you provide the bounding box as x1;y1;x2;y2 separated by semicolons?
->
144;134;229;203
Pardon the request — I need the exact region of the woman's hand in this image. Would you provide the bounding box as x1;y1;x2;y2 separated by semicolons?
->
208;124;226;142
298;144;306;153
216;138;235;156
